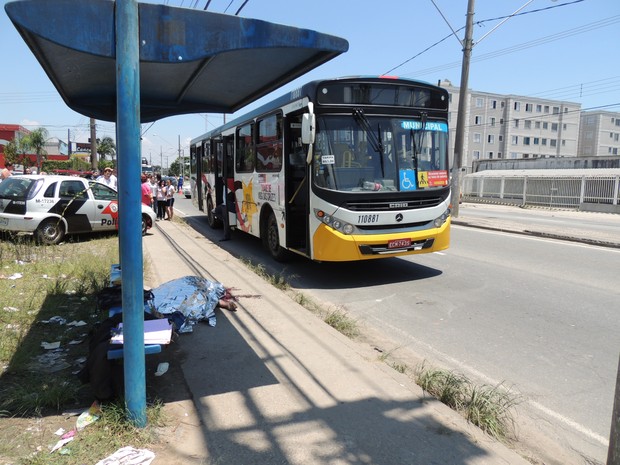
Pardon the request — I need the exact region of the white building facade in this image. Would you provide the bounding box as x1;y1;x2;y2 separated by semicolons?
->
439;80;581;173
578;111;620;157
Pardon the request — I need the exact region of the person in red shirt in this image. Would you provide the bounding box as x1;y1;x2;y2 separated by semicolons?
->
140;175;153;207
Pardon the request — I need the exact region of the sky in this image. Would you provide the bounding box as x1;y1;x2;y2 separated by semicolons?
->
1;0;619;167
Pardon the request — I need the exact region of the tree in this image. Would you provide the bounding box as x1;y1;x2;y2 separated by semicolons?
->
4;135;35;170
169;158;181;176
22;127;49;172
97;136;116;162
3;139;21;165
168;156;188;177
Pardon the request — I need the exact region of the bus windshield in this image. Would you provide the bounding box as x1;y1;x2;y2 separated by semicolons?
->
312;114;449;192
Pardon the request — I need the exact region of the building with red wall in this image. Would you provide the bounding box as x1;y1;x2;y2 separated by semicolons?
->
0;123;69;167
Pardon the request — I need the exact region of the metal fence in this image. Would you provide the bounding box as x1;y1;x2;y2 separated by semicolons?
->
461;169;620;211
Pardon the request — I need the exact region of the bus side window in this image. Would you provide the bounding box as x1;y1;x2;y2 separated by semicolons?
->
288;116;305;167
256;114;283;172
236;123;254;173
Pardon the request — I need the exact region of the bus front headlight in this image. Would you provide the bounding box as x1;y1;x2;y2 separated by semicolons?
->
433;208;451;228
314;209;355;235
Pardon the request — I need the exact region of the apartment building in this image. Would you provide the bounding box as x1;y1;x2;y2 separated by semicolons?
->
578;111;620;157
439;80;581;172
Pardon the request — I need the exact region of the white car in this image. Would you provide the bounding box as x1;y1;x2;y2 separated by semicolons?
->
0;175;156;244
182;184;191;198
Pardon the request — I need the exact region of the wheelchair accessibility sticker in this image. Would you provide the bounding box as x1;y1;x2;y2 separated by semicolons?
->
399;169;417;191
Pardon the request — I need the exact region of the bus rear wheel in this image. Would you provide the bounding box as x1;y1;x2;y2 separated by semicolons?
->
207;197;220;228
263;212;288;262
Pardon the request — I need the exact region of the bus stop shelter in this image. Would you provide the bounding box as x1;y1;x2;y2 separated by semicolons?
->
5;0;348;425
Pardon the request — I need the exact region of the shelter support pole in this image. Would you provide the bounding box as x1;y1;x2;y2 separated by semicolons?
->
116;0;147;427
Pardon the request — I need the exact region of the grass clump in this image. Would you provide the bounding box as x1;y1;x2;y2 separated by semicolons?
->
240;258;361;339
414;363;520;441
323;308;359;339
466;383;519;440
242;259;290;291
17;401;165;465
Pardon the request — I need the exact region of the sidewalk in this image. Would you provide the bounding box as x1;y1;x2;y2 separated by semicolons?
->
142;218;533;465
453;202;620;247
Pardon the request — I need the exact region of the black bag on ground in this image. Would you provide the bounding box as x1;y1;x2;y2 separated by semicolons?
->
78;311;158;402
96;287;155;314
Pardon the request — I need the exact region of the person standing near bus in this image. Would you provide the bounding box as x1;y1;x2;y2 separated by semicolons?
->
177;175;183;195
165;178;176;220
140;175;152;207
97;167;117;190
1;161;14;181
148;174;158;209
156;179;167;220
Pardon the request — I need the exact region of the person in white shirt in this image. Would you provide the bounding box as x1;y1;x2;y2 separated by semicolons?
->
165;178;176;220
148;174;158;209
97;167;117;190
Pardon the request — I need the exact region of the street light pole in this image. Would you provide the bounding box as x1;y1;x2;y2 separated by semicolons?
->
90;117;97;171
178;134;182;178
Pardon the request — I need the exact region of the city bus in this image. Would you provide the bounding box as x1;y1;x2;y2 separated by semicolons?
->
189;76;451;262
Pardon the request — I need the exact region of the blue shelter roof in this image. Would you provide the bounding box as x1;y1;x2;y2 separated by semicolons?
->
5;0;348;122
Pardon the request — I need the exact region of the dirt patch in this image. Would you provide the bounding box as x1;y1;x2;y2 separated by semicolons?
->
0;332;203;465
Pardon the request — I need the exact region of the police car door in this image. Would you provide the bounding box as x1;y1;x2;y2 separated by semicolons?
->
89;182;119;231
57;179;95;233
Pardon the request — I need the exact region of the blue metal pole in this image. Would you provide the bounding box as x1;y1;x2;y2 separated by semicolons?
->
115;0;146;427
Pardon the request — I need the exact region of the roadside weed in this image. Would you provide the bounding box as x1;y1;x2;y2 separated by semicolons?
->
415;363;521;441
323;308;359;339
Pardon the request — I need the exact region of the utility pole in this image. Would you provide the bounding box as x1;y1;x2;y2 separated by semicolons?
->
90;117;97;170
178;134;182;177
450;0;475;218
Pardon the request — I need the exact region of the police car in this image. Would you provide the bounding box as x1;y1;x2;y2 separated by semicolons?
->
0;175;156;244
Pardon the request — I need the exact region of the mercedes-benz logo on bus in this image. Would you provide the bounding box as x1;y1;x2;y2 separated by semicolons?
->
395;213;403;222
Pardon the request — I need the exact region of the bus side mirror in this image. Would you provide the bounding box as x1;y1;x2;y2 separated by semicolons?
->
301;113;315;144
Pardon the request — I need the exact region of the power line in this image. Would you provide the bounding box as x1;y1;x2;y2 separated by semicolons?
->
222;0;234;14
398;14;620;79
235;0;250;15
386;0;594;76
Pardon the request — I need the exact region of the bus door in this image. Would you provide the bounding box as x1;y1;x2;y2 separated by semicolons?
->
193;142;204;211
284;114;309;255
214;139;224;208
223;135;237;230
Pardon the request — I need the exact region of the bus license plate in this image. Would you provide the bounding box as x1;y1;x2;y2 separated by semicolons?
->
388;238;411;249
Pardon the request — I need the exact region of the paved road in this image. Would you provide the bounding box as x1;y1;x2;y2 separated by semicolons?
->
175;198;620;464
312;225;618;464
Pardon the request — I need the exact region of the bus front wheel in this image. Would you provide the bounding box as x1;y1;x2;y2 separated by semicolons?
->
263;212;288;262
